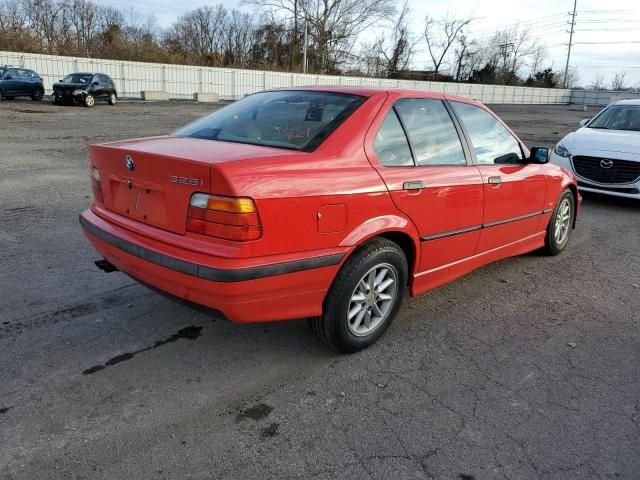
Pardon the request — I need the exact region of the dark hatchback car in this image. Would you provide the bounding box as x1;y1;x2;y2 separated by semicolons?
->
52;72;117;108
0;65;45;101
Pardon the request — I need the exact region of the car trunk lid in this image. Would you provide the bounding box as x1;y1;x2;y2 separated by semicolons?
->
89;136;298;235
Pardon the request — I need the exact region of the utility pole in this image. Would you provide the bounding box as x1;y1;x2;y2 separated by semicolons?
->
303;21;308;74
498;42;514;71
564;0;577;88
292;0;297;72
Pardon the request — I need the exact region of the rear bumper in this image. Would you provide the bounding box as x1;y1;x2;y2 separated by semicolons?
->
80;209;347;322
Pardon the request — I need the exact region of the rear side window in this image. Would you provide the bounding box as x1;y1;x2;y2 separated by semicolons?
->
451;101;523;165
373;110;413;167
174;90;365;152
395;99;466;166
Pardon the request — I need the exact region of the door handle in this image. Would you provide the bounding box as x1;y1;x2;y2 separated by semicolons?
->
403;181;425;190
488;176;502;185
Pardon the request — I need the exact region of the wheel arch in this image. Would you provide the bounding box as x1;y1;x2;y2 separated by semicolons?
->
566;182;579;228
338;216;420;283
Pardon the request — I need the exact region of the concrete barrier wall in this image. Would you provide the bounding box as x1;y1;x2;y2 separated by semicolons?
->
569;89;640;106
0;50;580;104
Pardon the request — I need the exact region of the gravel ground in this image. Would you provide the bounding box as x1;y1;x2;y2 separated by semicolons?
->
0;99;638;480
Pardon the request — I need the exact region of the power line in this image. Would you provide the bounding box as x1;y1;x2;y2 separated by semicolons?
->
573;41;640;45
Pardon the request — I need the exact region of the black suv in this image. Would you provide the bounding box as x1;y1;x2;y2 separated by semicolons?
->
0;65;45;101
52;72;117;108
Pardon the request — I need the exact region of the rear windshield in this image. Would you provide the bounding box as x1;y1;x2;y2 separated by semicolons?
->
589;105;640;132
174;90;366;151
61;73;92;84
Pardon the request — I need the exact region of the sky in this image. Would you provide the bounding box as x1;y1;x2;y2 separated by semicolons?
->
98;0;640;88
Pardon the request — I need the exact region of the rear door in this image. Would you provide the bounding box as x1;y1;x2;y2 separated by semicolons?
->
366;95;484;272
449;101;547;252
91;75;104;98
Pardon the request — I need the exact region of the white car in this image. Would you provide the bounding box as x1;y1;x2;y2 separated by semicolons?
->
551;99;640;199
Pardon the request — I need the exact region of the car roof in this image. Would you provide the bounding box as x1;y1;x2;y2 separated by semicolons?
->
614;99;640;106
268;85;482;105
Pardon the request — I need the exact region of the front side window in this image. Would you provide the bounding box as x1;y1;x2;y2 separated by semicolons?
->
373;110;413;167
452;101;523;165
588;105;640;132
174;90;365;151
394;99;466;166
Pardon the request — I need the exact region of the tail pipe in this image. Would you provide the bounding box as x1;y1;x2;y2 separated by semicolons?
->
95;259;118;273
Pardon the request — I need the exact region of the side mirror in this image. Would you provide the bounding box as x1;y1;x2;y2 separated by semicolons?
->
529;146;550;164
579;118;590;127
92;81;99;86
4;75;13;80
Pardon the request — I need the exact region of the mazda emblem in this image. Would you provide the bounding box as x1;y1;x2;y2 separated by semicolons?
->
600;159;614;169
124;155;135;171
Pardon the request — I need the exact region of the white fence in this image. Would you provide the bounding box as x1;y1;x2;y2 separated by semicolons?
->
570;89;640;106
0;50;582;104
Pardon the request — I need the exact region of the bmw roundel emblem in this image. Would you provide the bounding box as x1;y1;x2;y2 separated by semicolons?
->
124;155;135;171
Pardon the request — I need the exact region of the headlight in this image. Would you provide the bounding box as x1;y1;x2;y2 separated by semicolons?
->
553;142;571;158
72;89;85;95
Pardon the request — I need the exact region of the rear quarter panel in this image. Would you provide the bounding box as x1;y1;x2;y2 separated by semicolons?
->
209;91;421;260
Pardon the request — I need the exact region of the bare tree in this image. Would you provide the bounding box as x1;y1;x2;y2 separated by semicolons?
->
373;2;416;77
244;0;395;73
453;35;482;81
589;74;606;90
424;14;474;79
562;66;580;88
610;71;627;91
528;43;547;76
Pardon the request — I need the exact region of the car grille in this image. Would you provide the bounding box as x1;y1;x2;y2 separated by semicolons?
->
572;156;640;184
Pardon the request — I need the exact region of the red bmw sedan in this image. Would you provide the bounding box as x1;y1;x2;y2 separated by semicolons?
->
80;87;578;352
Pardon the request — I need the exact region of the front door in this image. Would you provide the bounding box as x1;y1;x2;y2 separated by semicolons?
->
365;95;484;273
449;101;547;252
2;69;20;95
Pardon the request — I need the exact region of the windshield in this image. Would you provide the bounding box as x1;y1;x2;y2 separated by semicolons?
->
61;73;93;84
0;68;5;77
174;90;366;151
589;105;640;132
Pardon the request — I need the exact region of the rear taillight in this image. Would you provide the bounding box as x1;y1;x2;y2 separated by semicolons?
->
90;166;103;203
187;193;262;241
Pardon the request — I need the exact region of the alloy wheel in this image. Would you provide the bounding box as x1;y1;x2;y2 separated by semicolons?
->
554;197;572;245
347;263;398;337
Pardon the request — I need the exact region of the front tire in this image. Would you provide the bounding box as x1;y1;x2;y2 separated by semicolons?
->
311;238;408;353
83;94;95;108
544;189;575;255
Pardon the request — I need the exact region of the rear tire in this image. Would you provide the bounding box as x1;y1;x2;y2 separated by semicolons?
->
31;87;44;101
311;238;408;353
108;93;117;105
544;189;575;256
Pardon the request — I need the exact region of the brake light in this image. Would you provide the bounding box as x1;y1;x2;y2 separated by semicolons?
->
187;194;262;241
90;166;103;203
